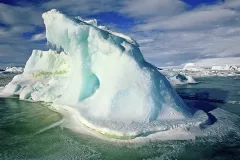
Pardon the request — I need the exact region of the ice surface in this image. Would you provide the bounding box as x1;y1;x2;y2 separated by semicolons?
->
0;10;207;138
24;49;70;75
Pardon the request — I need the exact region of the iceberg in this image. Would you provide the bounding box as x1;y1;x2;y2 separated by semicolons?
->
4;66;23;73
211;65;238;71
168;74;197;85
0;10;206;138
183;63;204;71
160;70;197;85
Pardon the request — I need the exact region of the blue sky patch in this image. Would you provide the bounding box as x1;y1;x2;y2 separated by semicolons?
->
0;0;50;6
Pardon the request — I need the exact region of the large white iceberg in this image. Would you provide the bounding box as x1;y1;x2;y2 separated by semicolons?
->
0;10;206;138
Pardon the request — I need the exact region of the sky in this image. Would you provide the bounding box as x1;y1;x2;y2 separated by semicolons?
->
0;0;240;68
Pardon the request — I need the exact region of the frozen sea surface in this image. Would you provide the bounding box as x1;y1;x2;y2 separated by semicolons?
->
0;74;240;160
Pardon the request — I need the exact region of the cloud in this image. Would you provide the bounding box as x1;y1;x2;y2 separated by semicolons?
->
42;0;122;16
0;0;240;68
0;3;47;67
31;32;46;41
136;1;239;31
120;0;186;18
137;38;155;44
223;0;240;9
0;3;43;26
134;26;240;66
126;0;240;66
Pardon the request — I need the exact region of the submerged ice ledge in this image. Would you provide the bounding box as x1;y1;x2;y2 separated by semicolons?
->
50;104;207;139
0;9;207;138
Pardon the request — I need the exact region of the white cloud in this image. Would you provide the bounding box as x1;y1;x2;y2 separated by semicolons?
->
0;0;240;67
0;3;42;25
31;33;46;41
129;24;240;66
42;0;121;16
135;0;240;32
137;8;237;31
120;0;186;18
127;0;240;66
224;0;240;9
0;3;47;67
137;38;155;44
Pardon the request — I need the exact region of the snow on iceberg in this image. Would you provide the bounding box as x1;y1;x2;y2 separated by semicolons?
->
0;10;207;138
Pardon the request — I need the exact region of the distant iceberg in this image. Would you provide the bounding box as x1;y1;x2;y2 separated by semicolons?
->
183;63;204;71
164;63;240;78
2;67;23;73
160;70;197;85
169;74;197;85
0;10;206;138
211;65;238;71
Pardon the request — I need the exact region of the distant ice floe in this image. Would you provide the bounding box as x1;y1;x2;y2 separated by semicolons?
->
0;67;23;73
163;63;240;78
211;65;238;71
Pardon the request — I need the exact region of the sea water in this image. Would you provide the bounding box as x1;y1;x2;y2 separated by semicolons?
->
0;74;240;160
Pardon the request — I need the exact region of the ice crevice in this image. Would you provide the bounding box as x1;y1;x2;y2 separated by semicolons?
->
0;9;208;139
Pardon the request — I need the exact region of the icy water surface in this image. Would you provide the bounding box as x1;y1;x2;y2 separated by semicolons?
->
0;74;240;160
176;76;240;116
